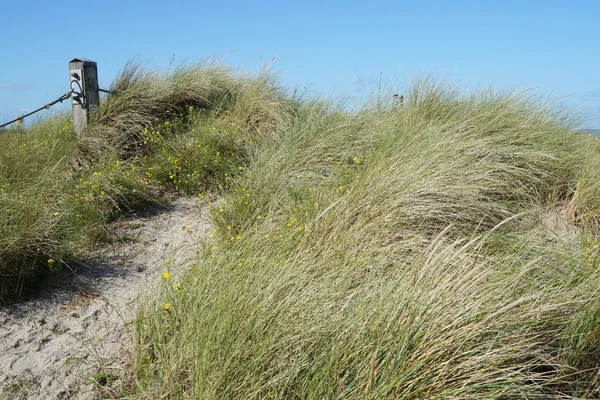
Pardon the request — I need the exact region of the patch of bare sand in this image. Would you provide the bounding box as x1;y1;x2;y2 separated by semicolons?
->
0;197;212;399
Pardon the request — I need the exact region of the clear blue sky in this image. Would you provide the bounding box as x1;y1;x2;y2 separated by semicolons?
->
1;1;599;127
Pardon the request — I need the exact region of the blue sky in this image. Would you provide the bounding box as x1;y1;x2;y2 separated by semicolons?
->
1;1;599;127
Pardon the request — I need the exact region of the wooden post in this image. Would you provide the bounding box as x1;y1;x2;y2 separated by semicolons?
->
69;58;99;135
393;94;404;109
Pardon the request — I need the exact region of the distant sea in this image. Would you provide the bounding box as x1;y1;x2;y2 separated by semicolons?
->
586;129;600;135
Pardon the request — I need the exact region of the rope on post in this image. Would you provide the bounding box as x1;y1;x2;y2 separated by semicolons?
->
0;90;74;130
0;87;113;131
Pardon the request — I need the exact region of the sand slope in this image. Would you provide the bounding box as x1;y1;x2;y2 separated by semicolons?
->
0;197;211;399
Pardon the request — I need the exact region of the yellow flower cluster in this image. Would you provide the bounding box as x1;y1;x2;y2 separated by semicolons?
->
583;237;599;268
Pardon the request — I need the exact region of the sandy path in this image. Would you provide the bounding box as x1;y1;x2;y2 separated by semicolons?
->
0;197;211;399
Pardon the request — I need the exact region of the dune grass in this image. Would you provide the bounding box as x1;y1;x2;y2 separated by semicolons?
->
2;63;600;397
0;63;289;301
133;80;600;398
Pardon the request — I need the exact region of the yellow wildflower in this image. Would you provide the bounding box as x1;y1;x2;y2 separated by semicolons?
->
162;272;171;281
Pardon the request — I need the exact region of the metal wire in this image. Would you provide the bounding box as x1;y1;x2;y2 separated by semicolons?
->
0;90;74;130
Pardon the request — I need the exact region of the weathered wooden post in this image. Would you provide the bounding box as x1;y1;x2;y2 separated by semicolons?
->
69;58;99;135
393;94;404;109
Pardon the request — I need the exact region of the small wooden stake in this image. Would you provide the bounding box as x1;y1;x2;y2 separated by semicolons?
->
69;58;99;135
393;94;404;109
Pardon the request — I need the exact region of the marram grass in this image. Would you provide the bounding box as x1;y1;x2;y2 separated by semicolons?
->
0;62;288;301
134;80;600;398
2;63;600;398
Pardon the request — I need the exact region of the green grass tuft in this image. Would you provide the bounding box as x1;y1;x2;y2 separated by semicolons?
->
0;62;287;302
134;80;600;398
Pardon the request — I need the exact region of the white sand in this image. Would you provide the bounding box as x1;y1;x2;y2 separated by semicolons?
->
0;197;211;399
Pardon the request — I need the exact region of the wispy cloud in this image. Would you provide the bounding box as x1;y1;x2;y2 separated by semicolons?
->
0;82;29;90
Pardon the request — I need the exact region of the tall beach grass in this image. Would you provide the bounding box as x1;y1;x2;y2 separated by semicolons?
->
0;63;289;301
133;80;600;398
2;62;600;397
